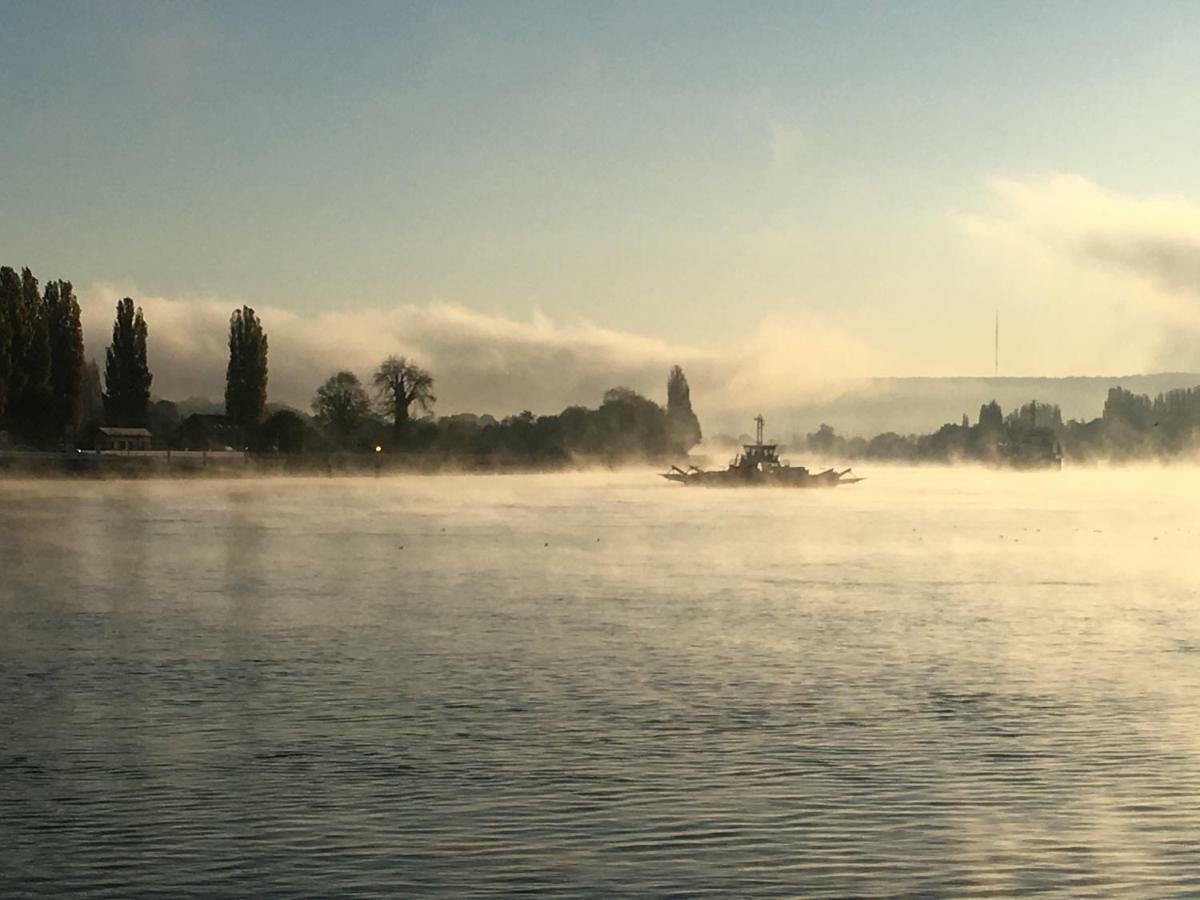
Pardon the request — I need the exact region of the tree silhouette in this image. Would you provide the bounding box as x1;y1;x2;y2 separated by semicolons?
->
11;268;51;437
103;298;152;426
590;387;671;458
977;400;1003;431
0;268;13;425
808;423;838;454
312;371;371;445
44;280;85;437
225;306;269;429
261;408;309;453
1;267;81;442
665;365;701;452
372;355;435;434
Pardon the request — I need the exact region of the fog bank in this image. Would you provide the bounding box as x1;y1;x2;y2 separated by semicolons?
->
79;284;880;420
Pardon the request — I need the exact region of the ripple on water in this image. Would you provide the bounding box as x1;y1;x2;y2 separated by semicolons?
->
4;470;1200;896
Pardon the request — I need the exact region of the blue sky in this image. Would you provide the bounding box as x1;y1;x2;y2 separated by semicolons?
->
5;2;1200;409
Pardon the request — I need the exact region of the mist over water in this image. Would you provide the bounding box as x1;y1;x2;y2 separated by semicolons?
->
4;467;1200;896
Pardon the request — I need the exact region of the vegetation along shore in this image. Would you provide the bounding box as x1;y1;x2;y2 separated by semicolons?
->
2;262;1199;476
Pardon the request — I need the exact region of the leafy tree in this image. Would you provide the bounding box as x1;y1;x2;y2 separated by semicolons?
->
1005;400;1062;433
977;400;1003;431
866;431;918;460
146;399;180;443
312;371;371;445
665;365;702;452
1102;387;1153;429
225;306;269;429
43;280;86;436
261;408;310;453
920;421;970;461
103;298;152;426
587;387;671;458
807;423;840;454
372;355;435;434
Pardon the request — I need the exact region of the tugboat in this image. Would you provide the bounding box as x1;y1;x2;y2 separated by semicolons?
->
662;416;864;488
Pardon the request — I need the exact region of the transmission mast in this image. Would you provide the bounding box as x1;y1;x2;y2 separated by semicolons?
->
994;310;999;378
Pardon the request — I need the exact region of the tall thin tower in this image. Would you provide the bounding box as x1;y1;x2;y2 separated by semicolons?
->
994;309;999;378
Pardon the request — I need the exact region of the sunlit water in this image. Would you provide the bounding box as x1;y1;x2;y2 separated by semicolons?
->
3;467;1200;897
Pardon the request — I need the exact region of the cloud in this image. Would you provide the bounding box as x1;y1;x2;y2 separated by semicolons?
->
957;173;1200;327
78;283;883;419
1082;234;1200;299
953;173;1200;371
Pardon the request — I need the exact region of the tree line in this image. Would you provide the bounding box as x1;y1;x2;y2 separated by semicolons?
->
291;363;701;463
0;264;704;464
0;266;87;443
796;386;1200;464
799;399;1062;465
11;261;1200;467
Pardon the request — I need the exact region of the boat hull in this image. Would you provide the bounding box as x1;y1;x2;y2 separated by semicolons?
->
662;467;862;488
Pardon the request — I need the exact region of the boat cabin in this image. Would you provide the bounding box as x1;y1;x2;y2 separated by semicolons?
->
732;416;792;472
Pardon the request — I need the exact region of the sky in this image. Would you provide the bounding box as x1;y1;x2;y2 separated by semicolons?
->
5;1;1200;417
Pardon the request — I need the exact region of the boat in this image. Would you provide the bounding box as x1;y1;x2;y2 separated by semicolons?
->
662;416;864;488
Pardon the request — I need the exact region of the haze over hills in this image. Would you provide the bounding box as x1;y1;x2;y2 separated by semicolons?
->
708;373;1200;443
158;372;1200;448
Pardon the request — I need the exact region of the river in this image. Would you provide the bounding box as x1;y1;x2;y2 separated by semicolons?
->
3;467;1199;896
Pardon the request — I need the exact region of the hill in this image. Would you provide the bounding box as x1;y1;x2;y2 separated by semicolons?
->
707;374;1200;441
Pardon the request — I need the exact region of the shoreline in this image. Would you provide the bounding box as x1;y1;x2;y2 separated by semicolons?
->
0;450;652;479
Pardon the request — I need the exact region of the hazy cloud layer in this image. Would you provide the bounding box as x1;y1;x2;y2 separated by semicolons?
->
1083;235;1200;300
960;174;1200;316
956;173;1200;369
79;284;883;420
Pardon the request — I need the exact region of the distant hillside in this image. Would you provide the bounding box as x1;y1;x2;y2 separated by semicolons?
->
707;374;1200;441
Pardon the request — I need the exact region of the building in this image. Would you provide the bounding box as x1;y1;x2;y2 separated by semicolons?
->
96;427;153;452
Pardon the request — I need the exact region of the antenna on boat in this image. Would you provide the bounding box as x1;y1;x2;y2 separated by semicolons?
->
755;414;765;446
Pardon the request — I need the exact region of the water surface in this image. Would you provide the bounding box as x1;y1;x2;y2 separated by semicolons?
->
3;467;1200;896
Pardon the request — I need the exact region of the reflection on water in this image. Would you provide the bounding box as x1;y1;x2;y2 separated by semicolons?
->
3;467;1200;896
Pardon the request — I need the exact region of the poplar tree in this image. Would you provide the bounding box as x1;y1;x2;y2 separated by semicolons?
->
103;298;152;426
224;306;269;429
666;365;702;452
44;280;86;435
0;270;11;424
0;268;24;426
5;268;52;438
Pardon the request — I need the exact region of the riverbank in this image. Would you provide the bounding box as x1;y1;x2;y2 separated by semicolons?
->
0;449;619;478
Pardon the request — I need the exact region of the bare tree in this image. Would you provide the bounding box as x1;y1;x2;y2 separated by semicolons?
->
373;356;435;434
